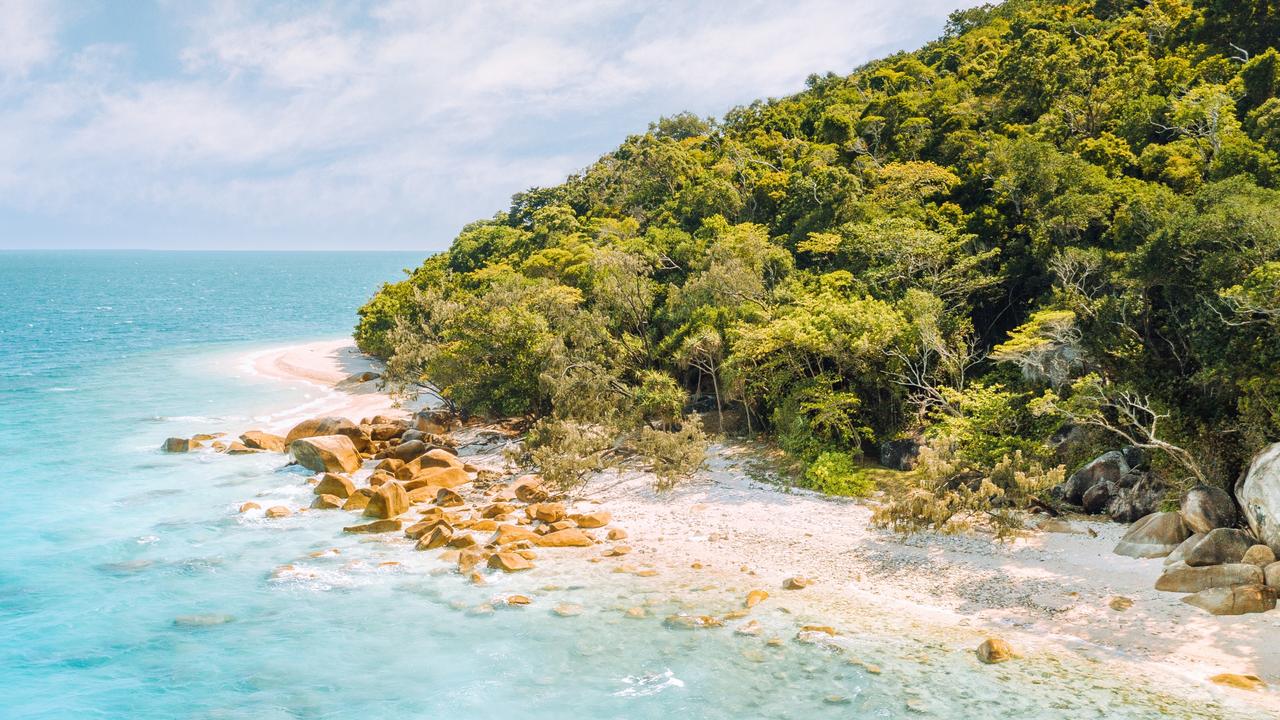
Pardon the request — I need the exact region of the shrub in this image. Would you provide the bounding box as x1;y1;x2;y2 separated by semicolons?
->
802;451;876;497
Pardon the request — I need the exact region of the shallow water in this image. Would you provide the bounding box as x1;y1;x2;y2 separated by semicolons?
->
0;251;1244;718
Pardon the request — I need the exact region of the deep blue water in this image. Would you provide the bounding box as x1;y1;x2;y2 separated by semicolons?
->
0;251;1245;719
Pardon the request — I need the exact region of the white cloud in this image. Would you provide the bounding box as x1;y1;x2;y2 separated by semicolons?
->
0;0;59;77
0;0;978;248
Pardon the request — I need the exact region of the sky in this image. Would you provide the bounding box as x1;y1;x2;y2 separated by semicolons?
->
0;0;979;251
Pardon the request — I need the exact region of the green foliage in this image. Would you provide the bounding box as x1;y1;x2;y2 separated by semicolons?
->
357;0;1280;505
802;451;876;497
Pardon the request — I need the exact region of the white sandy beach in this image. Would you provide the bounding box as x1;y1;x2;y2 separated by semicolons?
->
244;337;1280;713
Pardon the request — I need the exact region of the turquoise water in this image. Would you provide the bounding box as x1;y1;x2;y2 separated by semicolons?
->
0;252;1245;719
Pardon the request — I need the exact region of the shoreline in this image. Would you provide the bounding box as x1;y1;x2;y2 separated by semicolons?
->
236;338;1280;713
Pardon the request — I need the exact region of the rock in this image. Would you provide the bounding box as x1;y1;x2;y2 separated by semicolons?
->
1182;584;1276;616
879;437;922;471
603;545;630;556
364;482;410;519
435;488;465;508
552;603;583;617
570;511;611;529
239;502;260;513
368;423;405;442
1242;544;1276;567
374;458;404;474
1106;470;1166;523
1209;673;1267;691
290;435;362;474
1078;480;1112;514
783;576;812;590
410;466;470;490
285;416;370;453
1237;442;1280;554
173;613;235;627
406;448;464;473
1113;511;1189;559
1108;596;1133;611
265;506;291;518
624;607;646;618
313;473;355;498
492;524;540;546
415;525;453;550
1154;563;1263;592
338;370;380;386
1180;484;1238;535
405;484;441;503
537;529;593;547
342;519;403;534
1184;528;1255;567
239;430;286;452
1267;561;1280;587
513;476;549;503
415;409;457;434
310;494;342;509
607;528;628;541
161;437;195;453
527;503;566;523
976;638;1014;664
481;503;515;519
448;532;477;548
228;441;264;455
746;590;769;608
1164;533;1206;566
1120;446;1147;470
385;439;427;463
404;518;450;540
1059;451;1129;505
341;493;371;511
488;552;533;572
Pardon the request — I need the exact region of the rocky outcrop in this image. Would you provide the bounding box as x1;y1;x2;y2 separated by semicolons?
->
1050;449;1166;522
239;430;286;453
1183;528;1255;567
161;437;198;453
1154;562;1263;592
1058;451;1129;505
285;416;371;453
1182;584;1276;616
1236;442;1280;554
1113;511;1189;558
1105;470;1165;523
290;435;362;474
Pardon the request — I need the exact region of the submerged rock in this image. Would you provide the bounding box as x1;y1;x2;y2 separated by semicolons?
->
342;519;403;534
290;435;362;474
161;437;196;453
1236;442;1280;554
1182;584;1276;616
1180;484;1238;535
1113;511;1189;559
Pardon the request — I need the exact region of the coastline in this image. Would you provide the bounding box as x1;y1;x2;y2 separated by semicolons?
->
237;337;1280;713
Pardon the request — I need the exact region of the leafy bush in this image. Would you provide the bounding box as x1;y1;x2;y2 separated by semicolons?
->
802;451;876;497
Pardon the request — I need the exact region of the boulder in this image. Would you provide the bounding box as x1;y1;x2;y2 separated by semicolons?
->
492;524;540;546
976;638;1014;664
313;473;355;498
404;518;451;540
338;370;380;386
449;532;477;548
284;416;370;453
239;430;286;452
161;437;195;453
1242;544;1276;567
435;488;464;508
527;503;566;523
415;409;458;435
513;476;549;503
783;576;812;590
1154;563;1263;592
879;437;922;471
1113;511;1190;558
1120;446;1147;470
406;448;464;473
310;494;342;509
225;441;258;455
1237;442;1280;555
1182;584;1276;616
239;502;260;513
385;439;427;463
406;485;441;503
746;590;769;608
1058;451;1129;505
265;506;291;518
570;511;611;529
1266;561;1280;587
416;525;453;550
537;529;593;547
341;493;371;511
343;519;404;534
1106;470;1167;523
1180;484;1238;535
1082;481;1114;515
368;423;406;442
488;552;533;572
374;458;404;474
1184;528;1255;567
410;466;470;489
290;435;362;474
364;482;410;519
1164;533;1205;566
1209;674;1267;691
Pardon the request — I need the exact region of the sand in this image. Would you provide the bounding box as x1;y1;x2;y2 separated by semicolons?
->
243;337;1280;712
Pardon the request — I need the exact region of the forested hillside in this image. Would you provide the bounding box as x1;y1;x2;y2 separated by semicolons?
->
356;0;1280;513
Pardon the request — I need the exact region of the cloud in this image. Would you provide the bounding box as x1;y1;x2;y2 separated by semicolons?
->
0;0;977;249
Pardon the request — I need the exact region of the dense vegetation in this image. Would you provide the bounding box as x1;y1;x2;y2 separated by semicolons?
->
357;0;1280;521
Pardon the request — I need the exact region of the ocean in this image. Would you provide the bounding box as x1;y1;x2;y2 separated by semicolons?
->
0;251;1242;719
